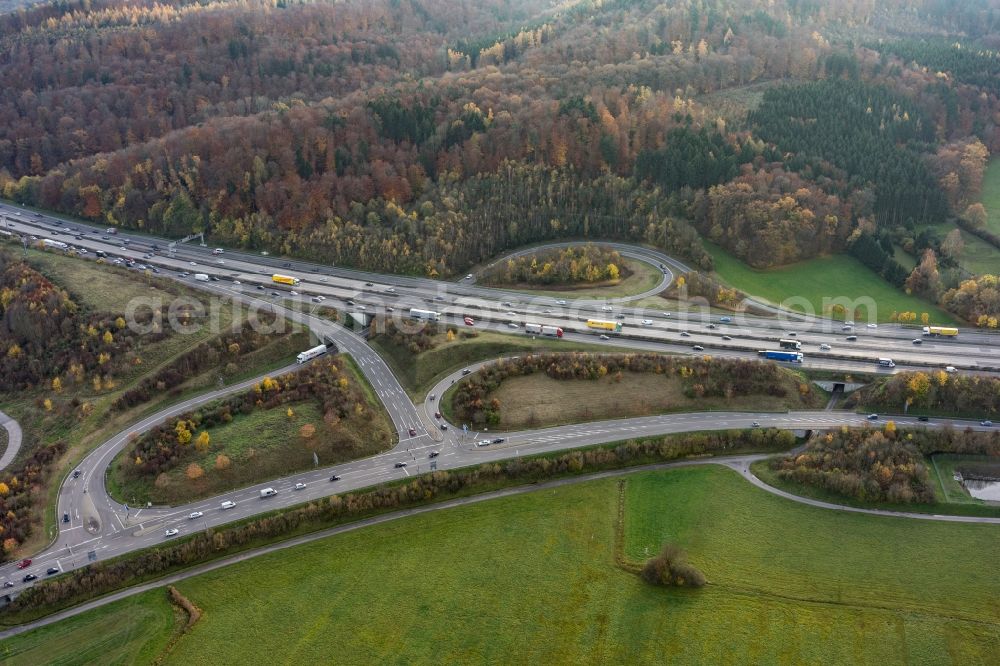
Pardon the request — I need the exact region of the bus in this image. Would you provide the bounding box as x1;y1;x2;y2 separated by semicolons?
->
778;339;801;350
586;319;622;333
408;308;440;322
272;274;300;286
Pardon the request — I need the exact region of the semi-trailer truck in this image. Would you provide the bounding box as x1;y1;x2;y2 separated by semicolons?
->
525;323;563;337
922;326;958;337
758;350;804;363
272;274;300;286
296;344;328;364
586;319;623;333
408;308;440;321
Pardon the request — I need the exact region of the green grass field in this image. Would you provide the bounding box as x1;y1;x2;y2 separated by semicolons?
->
483;369;821;429
0;589;179;665
482;257;664;299
981;157;1000;237
8;466;999;663
707;243;957;324
371;329;635;398
956;228;1000;277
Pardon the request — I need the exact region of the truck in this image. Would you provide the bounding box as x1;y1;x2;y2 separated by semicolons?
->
272;274;300;286
259;488;277;498
758;350;803;363
778;338;802;350
41;239;68;250
922;326;958;337
586;319;623;333
194;273;210;282
408;308;440;322
525;323;563;337
296;344;328;364
877;358;896;368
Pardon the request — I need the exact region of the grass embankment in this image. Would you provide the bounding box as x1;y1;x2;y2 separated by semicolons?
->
7;466;999;663
0;590;178;665
706;243;957;324
956;228;1000;276
751;459;1000;518
370;329;634;399
109;356;393;506
483;257;664;299
981;157;1000;237
485;370;822;430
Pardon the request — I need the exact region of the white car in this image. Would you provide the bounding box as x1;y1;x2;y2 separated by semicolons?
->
641;319;653;326
385;287;395;293
866;323;878;329
845;320;855;326
233;280;241;285
189;261;197;266
602;306;613;311
507;322;519;328
165;528;179;537
599;334;610;340
465;274;473;280
819;344;831;351
220;500;237;510
188;511;203;519
294;482;307;490
506;311;517;317
556;299;567;305
662;312;672;317
945;366;958;373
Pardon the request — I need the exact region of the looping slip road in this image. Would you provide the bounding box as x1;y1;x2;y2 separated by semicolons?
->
0;410;21;472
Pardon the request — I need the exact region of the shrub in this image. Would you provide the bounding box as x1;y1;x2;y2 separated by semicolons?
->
640;543;706;588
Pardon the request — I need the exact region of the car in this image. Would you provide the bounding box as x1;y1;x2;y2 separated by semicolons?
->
641;319;653;326
119;246;128;251
867;414;879;420
845;320;855;326
505;311;517;317
17;559;31;569
440;423;448;430
464;316;475;326
680;331;690;337
492;437;505;444
599;334;610;340
867;323;878;329
329;474;342;481
270;291;279;296
502;302;513;307
556;299;567;305
316;295;326;301
357;304;366;310
387;307;395;312
507;322;519;328
346;299;355;305
846;335;858;341
283;262;291;267
707;323;717;329
434;411;442;419
465;274;474;280
945;366;958;373
23;574;37;582
721;335;733;341
841;325;853;331
408;428;417;436
615;314;625;320
751;421;760;428
220;500;237;510
982;420;994;427
819;343;831;351
912;338;922;344
311;296;322;303
320;277;328;282
476;440;490;447
719;316;732;323
429;394;436;401
212;248;224;255
365;282;374;287
289;290;298;296
543;309;552;314
917;416;929;422
46;567;60;576
2;581;13;588
189;261;197;266
216;259;225;264
74;234;82;240
294;482;307;490
786;331;797;337
601;305;613;311
385;286;395;293
692;345;705;351
101;235;110;240
165;528;179;537
189;511;203;519
72;469;80;479
429;451;440;458
461;368;472;375
62;513;69;523
662;312;672;317
256;285;264;290
394;462;408;468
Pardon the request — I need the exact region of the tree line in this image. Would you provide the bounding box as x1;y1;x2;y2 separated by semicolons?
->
484;244;627;287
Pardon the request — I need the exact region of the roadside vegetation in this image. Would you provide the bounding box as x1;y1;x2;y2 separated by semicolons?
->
6;465;1000;663
370;320;632;398
0;244;306;557
110;356;393;505
852;370;1000;419
450;353;822;429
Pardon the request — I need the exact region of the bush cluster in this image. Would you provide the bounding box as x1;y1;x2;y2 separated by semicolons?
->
855;370;1000;417
6;428;795;613
487;244;626;286
452;353;804;427
640;543;706;588
0;439;66;558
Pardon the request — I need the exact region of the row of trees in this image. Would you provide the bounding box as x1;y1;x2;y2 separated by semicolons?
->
0;437;66;558
451;353;808;427
857;369;1000;416
6;426;795;606
485;244;626;287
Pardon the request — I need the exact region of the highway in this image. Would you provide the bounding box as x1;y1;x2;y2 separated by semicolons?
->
0;201;999;604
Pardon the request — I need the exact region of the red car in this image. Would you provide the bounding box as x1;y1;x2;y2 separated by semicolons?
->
464;316;474;326
434;411;442;419
408;428;417;437
16;558;31;569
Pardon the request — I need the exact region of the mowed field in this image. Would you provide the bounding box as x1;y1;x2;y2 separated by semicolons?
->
486;370;821;429
5;466;999;664
706;244;957;325
981;157;1000;237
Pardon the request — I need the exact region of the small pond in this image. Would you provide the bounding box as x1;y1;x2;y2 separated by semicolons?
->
964;478;1000;502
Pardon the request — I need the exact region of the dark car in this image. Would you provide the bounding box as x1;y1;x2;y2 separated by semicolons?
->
394;462;407;468
440;424;448;431
846;335;858;341
256;285;264;290
62;513;69;523
365;282;374;287
707;323;717;329
918;416;929;422
72;470;81;479
429;451;440;458
283;262;291;267
692;345;705;351
492;437;505;444
270;291;279;297
2;581;13;588
329;474;341;482
408;428;417;437
867;414;879;420
46;567;59;576
22;574;37;583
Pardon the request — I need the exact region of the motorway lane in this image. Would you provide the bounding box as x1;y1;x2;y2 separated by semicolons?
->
0;410;21;471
